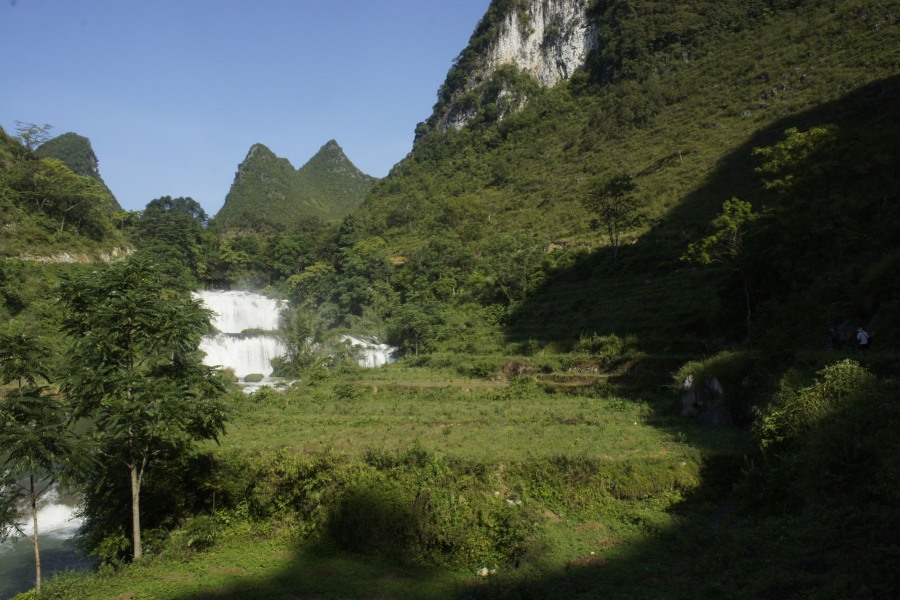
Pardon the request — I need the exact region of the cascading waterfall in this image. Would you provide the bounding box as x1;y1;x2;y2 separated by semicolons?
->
194;290;286;378
193;290;282;332
193;291;397;379
343;335;395;368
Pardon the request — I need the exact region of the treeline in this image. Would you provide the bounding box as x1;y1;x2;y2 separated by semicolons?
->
0;124;124;256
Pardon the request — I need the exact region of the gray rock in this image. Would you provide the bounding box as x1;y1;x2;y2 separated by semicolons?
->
696;402;731;428
680;375;701;417
705;377;723;400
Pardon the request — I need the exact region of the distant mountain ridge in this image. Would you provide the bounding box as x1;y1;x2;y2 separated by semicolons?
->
34;132;122;211
215;140;377;227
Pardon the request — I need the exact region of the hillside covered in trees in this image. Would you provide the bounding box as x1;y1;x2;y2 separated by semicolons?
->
214;140;378;229
33;132;123;211
3;0;900;598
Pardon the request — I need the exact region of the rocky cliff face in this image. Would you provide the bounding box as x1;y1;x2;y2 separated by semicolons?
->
486;0;595;87
437;0;596;131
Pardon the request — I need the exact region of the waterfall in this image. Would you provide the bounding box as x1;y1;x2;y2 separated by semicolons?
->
0;481;94;599
193;290;397;377
193;291;286;378
194;290;282;332
342;335;396;368
198;334;286;378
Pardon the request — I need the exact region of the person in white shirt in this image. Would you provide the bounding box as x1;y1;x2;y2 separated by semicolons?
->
856;327;871;357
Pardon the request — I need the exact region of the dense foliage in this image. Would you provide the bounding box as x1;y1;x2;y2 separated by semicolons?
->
213;141;377;229
0;124;125;258
33;132;122;211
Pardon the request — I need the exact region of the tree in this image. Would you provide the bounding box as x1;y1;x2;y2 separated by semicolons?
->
13;121;54;157
59;257;228;560
581;173;638;263
136;196;211;288
682;198;758;336
388;299;443;357
0;332;78;595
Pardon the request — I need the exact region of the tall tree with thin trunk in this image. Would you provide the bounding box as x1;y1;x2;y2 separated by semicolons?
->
59;257;228;560
0;332;76;595
581;173;638;263
682;198;758;337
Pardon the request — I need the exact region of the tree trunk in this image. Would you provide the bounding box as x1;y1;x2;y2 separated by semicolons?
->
130;466;142;560
31;475;41;595
743;275;752;338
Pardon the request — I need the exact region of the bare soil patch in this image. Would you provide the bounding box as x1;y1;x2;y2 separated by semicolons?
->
568;556;607;569
207;567;251;576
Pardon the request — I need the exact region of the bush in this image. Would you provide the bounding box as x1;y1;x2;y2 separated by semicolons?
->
742;360;900;510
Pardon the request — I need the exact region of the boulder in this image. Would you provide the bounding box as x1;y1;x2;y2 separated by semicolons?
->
696;402;730;428
680;375;701;417
705;377;723;400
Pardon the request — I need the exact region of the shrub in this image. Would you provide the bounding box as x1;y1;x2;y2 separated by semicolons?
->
742;360;900;510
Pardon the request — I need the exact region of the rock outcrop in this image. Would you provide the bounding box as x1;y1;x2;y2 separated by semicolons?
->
680;375;731;428
18;246;133;264
437;0;596;131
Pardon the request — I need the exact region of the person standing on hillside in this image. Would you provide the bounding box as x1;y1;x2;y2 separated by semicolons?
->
856;327;871;357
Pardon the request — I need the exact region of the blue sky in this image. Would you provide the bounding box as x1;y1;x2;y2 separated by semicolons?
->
1;0;491;214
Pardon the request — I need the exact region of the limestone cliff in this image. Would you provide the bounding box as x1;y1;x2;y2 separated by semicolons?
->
435;0;596;131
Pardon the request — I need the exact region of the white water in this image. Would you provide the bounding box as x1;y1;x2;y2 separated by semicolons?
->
0;482;94;599
343;335;396;368
193;290;283;332
194;291;397;377
198;333;286;378
193;290;286;377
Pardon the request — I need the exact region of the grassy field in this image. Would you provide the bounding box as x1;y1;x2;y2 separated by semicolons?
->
22;357;900;600
213;371;747;463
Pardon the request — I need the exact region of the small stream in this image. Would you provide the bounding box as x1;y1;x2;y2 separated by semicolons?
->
0;483;95;598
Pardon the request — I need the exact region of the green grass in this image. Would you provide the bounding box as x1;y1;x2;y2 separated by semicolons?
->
215;374;748;465
29;360;900;600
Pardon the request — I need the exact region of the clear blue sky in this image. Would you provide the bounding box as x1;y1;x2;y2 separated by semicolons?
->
1;0;491;214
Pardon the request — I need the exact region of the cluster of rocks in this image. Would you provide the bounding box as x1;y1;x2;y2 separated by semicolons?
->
679;375;730;428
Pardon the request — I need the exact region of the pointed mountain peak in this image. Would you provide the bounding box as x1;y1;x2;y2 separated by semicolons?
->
216;140;378;226
33;132;122;210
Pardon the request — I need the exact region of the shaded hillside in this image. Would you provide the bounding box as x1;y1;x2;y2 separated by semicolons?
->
214;140;377;228
348;0;900;353
34;132;123;211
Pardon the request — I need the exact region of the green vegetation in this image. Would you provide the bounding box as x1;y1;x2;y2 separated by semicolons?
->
0;333;78;595
0;124;127;259
26;356;900;599
33;132;122;211
4;0;900;598
59;257;229;560
214;141;377;229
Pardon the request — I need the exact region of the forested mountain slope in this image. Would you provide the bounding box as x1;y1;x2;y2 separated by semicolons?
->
34;132;123;211
214;140;377;228
346;0;900;352
0;124;127;259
